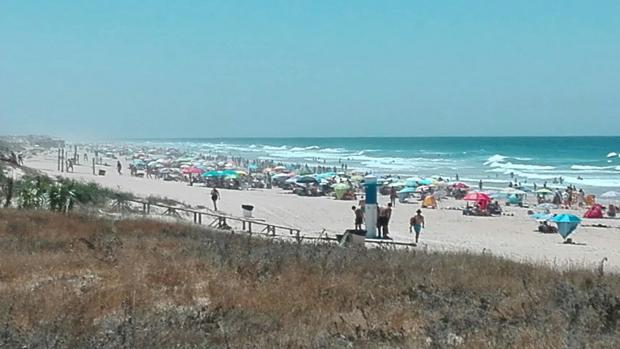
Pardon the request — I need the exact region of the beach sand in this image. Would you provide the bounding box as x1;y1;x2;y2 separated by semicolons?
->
26;151;620;272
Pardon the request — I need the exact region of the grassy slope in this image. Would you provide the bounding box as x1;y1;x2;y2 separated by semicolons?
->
0;209;619;348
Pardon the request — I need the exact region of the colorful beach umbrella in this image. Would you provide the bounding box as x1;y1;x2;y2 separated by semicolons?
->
463;192;491;202
550;214;581;239
451;182;469;189
182;167;203;175
535;188;554;195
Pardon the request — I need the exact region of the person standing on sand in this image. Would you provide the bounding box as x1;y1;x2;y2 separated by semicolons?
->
211;187;220;211
352;206;364;230
117;160;122;175
377;203;392;239
478;179;483;191
409;209;425;244
389;186;397;206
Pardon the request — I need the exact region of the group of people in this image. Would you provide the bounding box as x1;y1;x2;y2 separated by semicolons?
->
351;204;426;243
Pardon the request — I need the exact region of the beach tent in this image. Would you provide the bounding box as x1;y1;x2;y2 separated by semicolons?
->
551;214;581;239
583;204;604;219
464;191;491;210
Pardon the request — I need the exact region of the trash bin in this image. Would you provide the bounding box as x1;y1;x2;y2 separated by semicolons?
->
98;169;106;176
241;204;254;218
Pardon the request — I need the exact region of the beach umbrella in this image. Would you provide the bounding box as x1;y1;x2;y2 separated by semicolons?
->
182;167;203;175
285;177;299;184
273;165;287;172
297;176;318;184
404;178;420;187
399;187;416;194
388;181;407;188
418;178;434;186
536;203;557;210
235;170;248;176
451;182;469;189
272;173;292;179
551;214;582;239
262;167;273;173
350;175;364;181
535;188;554;195
463;192;491;202
415;185;430;193
202;170;222;177
529;213;554;222
601;191;620;199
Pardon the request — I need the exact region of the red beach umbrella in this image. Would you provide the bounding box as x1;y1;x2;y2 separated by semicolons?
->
463;191;491;202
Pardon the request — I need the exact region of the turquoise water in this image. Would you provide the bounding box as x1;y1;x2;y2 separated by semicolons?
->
132;137;620;192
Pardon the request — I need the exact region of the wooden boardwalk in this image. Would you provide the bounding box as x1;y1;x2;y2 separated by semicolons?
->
114;198;416;247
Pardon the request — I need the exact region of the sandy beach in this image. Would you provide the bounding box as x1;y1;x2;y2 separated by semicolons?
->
26;151;620;272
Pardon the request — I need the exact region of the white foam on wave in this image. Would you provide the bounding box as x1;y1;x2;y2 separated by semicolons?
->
488;161;555;171
571;165;614;170
262;145;288;151
483;154;507;166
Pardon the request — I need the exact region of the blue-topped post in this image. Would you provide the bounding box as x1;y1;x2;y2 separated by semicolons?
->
364;175;378;238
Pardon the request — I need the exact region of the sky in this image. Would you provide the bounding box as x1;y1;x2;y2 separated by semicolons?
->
1;1;619;138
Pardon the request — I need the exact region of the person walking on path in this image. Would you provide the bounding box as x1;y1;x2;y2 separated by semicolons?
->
410;209;425;244
211;187;220;211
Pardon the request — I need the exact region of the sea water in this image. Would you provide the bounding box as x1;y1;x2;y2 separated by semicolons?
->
130;137;620;193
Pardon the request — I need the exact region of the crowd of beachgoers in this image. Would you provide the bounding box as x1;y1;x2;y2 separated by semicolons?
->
54;143;618;223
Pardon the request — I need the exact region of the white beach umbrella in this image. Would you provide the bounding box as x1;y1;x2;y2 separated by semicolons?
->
601;191;620;199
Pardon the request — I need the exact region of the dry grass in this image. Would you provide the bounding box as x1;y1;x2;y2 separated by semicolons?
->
0;209;619;348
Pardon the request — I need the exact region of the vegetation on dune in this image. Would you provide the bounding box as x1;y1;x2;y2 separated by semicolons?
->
0;209;619;348
0;169;134;212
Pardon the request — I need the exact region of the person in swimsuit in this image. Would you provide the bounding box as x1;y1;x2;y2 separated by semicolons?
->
352;206;364;230
409;209;425;244
211;187;220;211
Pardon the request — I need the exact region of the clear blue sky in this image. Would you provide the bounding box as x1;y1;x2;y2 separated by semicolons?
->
1;1;619;138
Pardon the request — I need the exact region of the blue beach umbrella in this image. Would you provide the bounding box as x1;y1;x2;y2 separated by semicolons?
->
202;170;222;177
404;178;420;187
529;213;554;221
550;214;582;239
399;187;417;194
417;178;434;186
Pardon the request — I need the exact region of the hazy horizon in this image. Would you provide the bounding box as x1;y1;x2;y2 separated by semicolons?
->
2;1;619;138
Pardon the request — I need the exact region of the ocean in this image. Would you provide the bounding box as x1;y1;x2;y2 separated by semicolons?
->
131;137;620;193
